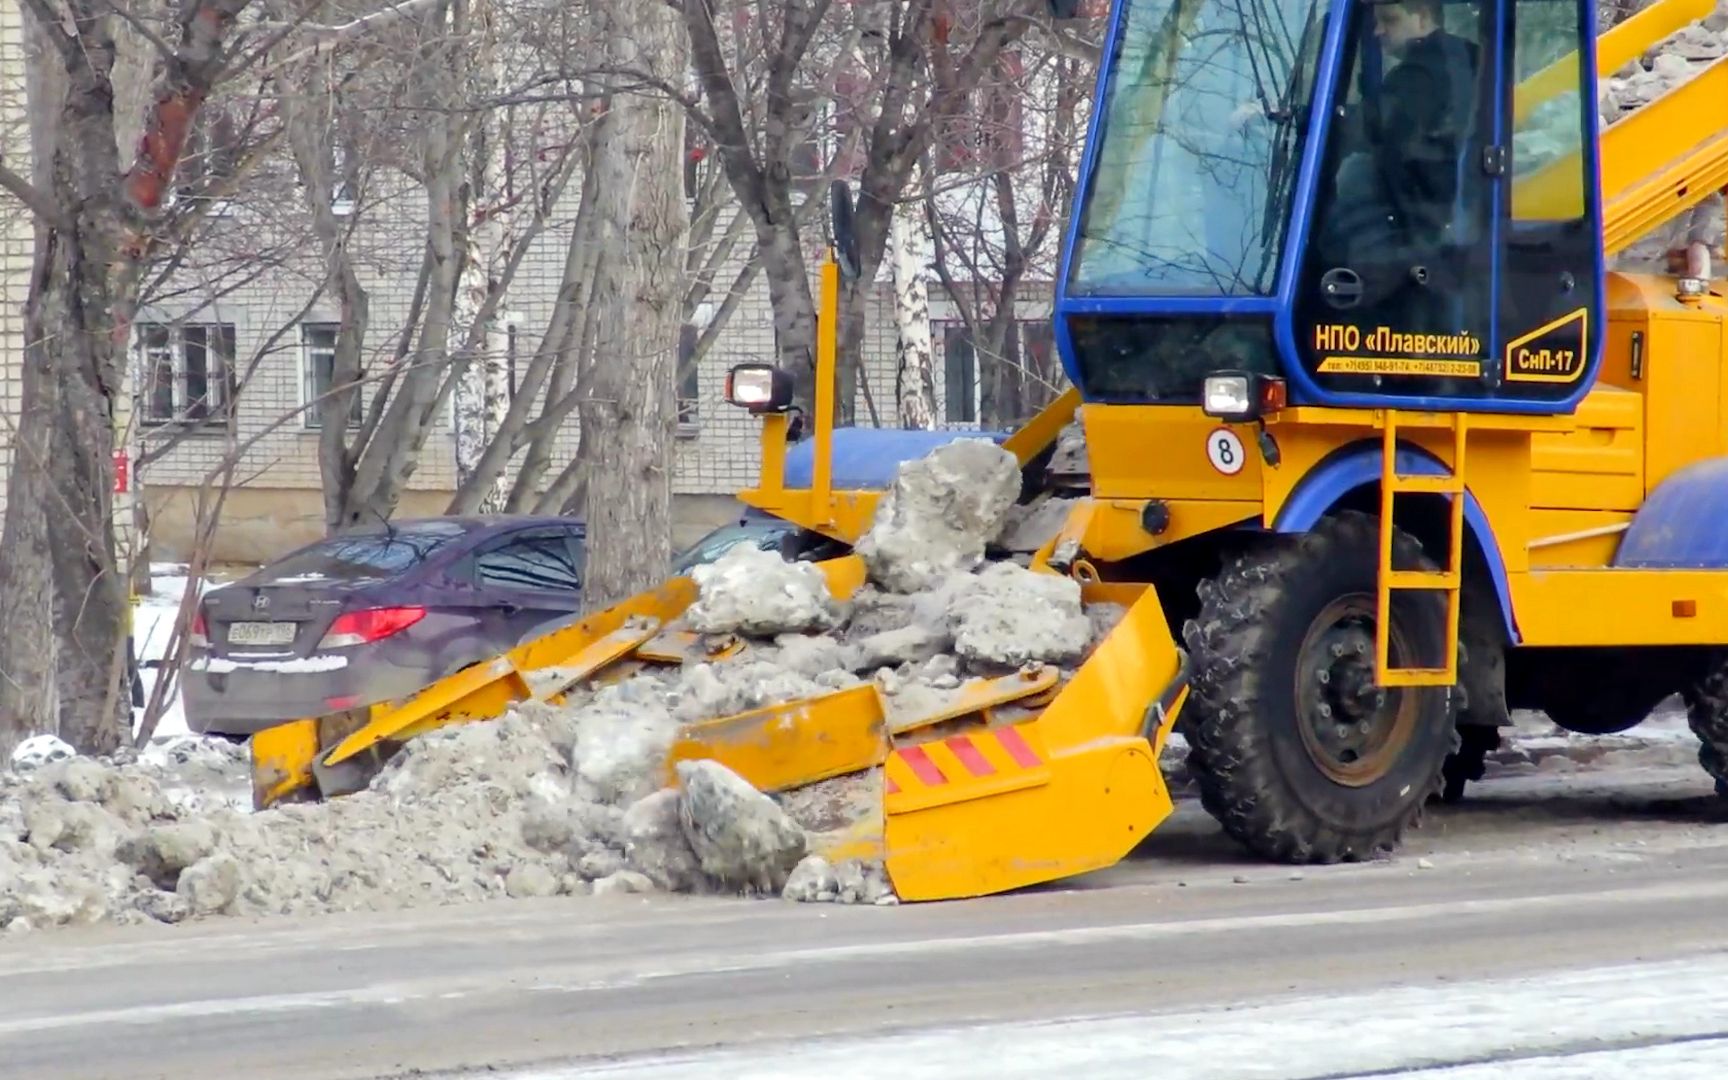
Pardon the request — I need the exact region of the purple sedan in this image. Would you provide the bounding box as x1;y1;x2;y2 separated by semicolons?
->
183;516;590;738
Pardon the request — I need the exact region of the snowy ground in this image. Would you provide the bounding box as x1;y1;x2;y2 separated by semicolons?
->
130;563;237;743
511;953;1728;1079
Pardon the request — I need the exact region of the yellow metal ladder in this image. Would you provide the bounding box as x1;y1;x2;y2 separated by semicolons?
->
1375;410;1466;688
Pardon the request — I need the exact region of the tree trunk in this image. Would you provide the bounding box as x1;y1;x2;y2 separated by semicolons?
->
578;0;689;611
0;10;144;755
0;265;62;754
451;0;513;514
758;221;821;412
891;165;936;430
339;2;467;528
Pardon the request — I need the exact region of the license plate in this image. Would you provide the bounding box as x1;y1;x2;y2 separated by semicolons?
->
227;621;297;647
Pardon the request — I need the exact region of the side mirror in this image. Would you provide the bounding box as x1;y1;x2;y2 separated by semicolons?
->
725;363;796;413
829;181;862;281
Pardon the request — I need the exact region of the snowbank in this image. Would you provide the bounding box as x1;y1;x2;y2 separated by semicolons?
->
0;439;1107;932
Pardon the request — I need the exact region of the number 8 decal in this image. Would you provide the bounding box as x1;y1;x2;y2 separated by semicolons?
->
1208;428;1246;476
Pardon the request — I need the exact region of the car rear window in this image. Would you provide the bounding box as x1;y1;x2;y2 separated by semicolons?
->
255;526;465;585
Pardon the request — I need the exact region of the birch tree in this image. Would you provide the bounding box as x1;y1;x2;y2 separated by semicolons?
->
891;158;937;428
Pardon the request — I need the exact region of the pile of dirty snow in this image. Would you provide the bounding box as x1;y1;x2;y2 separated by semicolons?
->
2;438;1111;931
1595;3;1728;272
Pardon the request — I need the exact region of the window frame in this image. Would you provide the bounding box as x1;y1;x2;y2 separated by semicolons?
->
300;322;364;430
676;322;701;436
935;316;1055;425
137;320;238;428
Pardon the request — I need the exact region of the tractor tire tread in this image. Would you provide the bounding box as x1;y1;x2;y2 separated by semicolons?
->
1683;656;1728;796
1179;510;1459;864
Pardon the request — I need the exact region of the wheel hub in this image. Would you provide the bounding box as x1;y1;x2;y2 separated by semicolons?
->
1294;597;1415;786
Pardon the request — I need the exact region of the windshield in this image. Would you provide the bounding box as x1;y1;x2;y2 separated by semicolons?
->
1069;0;1327;296
672;522;790;574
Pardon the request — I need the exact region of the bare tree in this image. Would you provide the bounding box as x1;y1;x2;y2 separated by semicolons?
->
0;0;269;755
275;0;593;529
666;0;1050;424
0;0;475;756
927;39;1090;427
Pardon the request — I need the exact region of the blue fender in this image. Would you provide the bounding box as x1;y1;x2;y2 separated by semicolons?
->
1615;457;1728;568
1271;442;1520;643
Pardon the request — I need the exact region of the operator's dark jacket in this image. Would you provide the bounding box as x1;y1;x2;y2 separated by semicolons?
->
1324;28;1481;286
1374;27;1482;238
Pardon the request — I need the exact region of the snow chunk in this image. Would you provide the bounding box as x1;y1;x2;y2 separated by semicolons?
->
852;624;951;670
623;789;706;893
178;853;240;916
782;855;839;902
855;439;1024;593
10;735;74;773
675;760;808;894
673;661;832;725
685;545;843;637
996;496;1081;554
947;563;1093;668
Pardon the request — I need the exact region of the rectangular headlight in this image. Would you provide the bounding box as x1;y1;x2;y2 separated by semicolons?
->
1203;375;1253;418
724;364;792;412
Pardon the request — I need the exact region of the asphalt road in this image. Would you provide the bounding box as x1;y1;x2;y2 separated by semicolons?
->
3;762;1727;1080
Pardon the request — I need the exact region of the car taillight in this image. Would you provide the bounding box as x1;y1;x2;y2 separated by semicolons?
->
189;609;210;649
318;606;426;649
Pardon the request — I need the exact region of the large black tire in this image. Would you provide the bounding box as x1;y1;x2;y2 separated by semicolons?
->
1179;510;1460;863
1682;655;1728;798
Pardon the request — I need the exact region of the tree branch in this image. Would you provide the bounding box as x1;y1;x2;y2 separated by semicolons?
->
0;162;66;228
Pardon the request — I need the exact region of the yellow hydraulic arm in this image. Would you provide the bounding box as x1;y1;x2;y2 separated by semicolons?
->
1513;0;1728;255
1596;57;1728;256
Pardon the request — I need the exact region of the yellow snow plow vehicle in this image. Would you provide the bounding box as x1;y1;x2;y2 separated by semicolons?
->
250;0;1728;901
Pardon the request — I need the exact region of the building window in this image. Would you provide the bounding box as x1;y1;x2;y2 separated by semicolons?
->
301;323;362;429
940;321;979;424
506;322;520;399
170;109;239;215
140;322;236;425
1022;319;1057;385
677;323;700;435
331;141;358;217
938;317;1056;425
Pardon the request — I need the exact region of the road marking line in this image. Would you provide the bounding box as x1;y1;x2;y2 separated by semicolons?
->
11;877;1728;1039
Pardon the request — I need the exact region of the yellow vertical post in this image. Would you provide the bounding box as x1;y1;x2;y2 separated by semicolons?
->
757;413;788;495
1376;411;1398;680
813;255;840;526
1442;417;1468;661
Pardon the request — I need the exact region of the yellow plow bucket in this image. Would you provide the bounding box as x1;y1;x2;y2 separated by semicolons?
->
248;551;1189;902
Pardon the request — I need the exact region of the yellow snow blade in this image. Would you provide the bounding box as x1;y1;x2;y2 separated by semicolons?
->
880;582;1189;902
665;667;1063;795
242;526;1194;906
668;682;891;793
249;718;318;810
